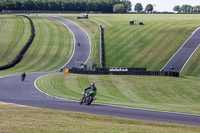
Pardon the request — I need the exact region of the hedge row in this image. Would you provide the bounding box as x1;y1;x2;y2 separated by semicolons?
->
0;15;35;70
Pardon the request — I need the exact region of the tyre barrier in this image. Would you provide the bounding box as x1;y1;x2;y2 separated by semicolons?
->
0;15;35;70
100;25;105;68
68;68;179;77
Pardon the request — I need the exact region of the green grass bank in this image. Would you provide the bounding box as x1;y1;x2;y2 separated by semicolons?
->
37;73;200;115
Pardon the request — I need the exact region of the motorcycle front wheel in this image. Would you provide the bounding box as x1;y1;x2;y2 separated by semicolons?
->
80;98;84;105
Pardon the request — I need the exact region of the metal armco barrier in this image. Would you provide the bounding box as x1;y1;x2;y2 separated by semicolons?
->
69;68;179;77
0;15;35;70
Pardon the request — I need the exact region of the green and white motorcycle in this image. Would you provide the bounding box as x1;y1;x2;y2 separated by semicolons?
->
80;91;96;105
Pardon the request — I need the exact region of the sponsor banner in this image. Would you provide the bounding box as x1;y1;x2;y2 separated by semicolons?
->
109;68;128;72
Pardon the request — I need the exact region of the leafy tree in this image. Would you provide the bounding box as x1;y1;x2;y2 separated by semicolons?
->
121;0;132;12
145;4;153;13
173;5;181;13
193;6;200;13
113;4;126;13
181;5;192;13
134;3;143;13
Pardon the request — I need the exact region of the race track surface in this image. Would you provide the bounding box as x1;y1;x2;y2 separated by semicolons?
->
44;16;91;71
0;16;200;126
161;28;200;72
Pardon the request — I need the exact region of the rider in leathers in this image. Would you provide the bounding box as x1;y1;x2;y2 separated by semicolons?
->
83;83;97;100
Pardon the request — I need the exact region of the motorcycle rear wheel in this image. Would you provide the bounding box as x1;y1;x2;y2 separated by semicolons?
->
86;96;93;105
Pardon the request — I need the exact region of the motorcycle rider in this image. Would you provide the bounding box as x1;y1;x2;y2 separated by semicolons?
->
171;64;174;69
21;72;26;82
83;82;97;100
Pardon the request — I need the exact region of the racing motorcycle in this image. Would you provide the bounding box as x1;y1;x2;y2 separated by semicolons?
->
21;72;26;82
80;90;96;105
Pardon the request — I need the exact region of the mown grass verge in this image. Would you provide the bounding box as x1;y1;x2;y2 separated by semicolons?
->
0;105;200;133
37;73;200;115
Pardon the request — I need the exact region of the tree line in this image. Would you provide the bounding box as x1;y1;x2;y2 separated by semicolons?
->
173;5;200;13
134;3;154;13
133;3;200;14
0;0;131;13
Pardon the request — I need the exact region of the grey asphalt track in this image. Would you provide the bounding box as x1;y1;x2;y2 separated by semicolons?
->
0;16;200;126
44;16;91;71
161;28;200;72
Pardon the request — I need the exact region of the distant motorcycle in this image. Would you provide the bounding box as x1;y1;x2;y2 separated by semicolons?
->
80;91;96;105
171;65;174;69
21;72;26;82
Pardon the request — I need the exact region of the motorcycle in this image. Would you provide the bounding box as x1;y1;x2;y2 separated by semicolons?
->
80;91;96;105
21;72;26;82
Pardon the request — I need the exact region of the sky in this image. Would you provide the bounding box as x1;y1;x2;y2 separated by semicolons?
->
130;0;200;12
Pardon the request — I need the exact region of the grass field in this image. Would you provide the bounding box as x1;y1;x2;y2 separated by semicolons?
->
0;15;31;66
0;15;74;77
55;14;200;76
1;105;200;133
37;73;200;115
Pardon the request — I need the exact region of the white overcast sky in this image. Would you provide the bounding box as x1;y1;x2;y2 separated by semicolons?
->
130;0;200;12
